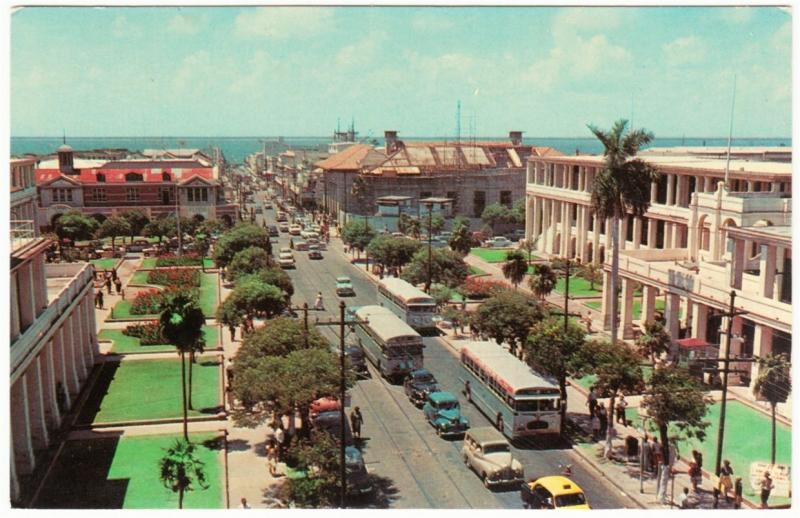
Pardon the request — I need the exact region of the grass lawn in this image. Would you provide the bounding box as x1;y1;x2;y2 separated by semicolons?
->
584;299;675;320
35;432;223;509
99;326;219;354
626;401;791;506
468;265;487;276
78;358;221;424
141;258;216;269
470;248;511;263
110;300;157;320
112;273;217;319
91;258;118;270
554;275;602;297
130;270;150;285
573;364;654;393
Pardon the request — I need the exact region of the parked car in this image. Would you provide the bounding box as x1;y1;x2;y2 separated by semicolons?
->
289;224;302;236
279;222;290;232
268;225;279;237
264;202;273;209
311;410;353;444
461;427;524;488
277;212;288;222
403;368;440;407
293;239;308;251
345;346;368;376
125;239;152;252
308;244;323;259
310;396;341;417
336;276;355;296
483;236;514;248
422;391;470;437
345;446;374;497
278;252;295;269
521;476;590;510
255;207;263;214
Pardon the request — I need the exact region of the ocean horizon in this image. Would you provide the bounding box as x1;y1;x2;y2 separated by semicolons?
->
11;136;791;164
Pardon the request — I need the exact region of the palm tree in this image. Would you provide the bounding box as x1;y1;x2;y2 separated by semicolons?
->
636;320;671;366
529;263;557;300
588;119;658;344
159;293;206;440
502;250;528;290
159;439;209;509
449;221;474;256
753;353;791;464
407;218;422;240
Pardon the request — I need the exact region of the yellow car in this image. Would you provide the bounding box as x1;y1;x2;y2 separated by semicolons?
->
520;476;590;509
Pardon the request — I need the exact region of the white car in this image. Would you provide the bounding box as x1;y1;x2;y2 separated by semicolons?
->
278;252;295;269
483;236;514;248
462;427;524;487
289;224;302;236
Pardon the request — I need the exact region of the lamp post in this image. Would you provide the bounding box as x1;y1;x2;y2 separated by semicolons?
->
363;214;370;274
420;197;452;293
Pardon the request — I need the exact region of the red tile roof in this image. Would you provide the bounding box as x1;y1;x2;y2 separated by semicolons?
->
35;160;214;185
315;144;386;171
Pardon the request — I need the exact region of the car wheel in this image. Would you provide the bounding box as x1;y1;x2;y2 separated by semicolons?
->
482;473;490;488
436;427;443;437
463;455;469;467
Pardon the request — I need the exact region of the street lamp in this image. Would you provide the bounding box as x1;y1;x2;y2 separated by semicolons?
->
363;214;370;274
420;197;452;293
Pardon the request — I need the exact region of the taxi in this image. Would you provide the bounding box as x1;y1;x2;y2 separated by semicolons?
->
520;475;590;509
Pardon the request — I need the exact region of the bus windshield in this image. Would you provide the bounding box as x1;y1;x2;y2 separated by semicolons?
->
514;398;559;412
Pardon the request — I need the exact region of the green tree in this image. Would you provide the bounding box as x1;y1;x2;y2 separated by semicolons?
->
511;198;526;225
578;262;603;291
95;215;131;254
525;317;588;424
239;267;294;299
216;297;244;335
753;353;792;464
442;305;470;334
481;203;512;231
214;223;271;268
159;438;209;509
636;320;671;366
502;249;528;289
430;285;456;309
120;209;150;242
159;293;206;440
519;236;538;266
448;220;475;256
580;339;645;455
198;218;228;236
641;365;711;470
397;213;416;237
284;433;342;507
229;278;286;321
430;214;445;235
236;317;327;362
143;217;175;244
529;263;558;300
400;248;469;289
366;235;421;276
54;210;99;248
227;246;274;283
588;119;658;344
341;220;376;255
472;289;544;356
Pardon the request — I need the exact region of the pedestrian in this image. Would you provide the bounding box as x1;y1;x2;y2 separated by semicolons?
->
105;276;112;295
267;444;279;477
692;449;703;472
651;437;663;472
239;497;250;509
616;394;628;426
597;404;608;438
719;459;734;502
584;312;593;333
462;380;472;402
496;411;504;432
590;414;600;441
350;406;364;440
641;435;652;474
96;289;104;309
114;277;122;295
688;461;702;492
586;386;598;417
733;477;743;509
229;324;236;342
678;487;691;509
111;268;118;281
274;424;286;457
314;291;324;311
759;472;773;509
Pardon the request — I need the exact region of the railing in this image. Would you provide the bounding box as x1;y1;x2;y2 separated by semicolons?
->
10;220;37;252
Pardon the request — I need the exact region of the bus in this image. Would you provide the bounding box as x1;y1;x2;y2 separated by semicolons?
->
351;305;424;383
377;277;437;331
459;341;562;439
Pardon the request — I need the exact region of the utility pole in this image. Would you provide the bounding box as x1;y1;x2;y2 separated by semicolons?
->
289;303;310;348
426;203;433;293
563;258;571;333
363;214;370;274
175;185;182;257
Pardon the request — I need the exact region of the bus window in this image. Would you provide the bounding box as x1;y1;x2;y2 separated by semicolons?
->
538;399;557;412
514;399;539;412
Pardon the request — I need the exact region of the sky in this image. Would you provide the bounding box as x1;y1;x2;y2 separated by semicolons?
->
9;5;792;138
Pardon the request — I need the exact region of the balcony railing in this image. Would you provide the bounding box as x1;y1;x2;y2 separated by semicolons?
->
10;220;37;252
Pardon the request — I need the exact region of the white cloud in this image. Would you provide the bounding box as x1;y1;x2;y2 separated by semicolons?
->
720;7;755;24
111;14;142;39
336;31;388;67
662;36;707;66
168;13;206;35
411;13;454;32
172;51;212;92
233;7;333;39
228;51;278;94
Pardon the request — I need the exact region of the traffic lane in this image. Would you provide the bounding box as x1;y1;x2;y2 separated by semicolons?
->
421;335;632;509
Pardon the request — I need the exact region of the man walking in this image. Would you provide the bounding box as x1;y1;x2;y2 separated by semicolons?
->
616;394;628;426
586;387;598;417
350;406;364;440
760;472;773;509
96;289;104;309
597;404;608;438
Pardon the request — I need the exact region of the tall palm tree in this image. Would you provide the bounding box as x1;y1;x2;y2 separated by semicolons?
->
159;439;209;509
753;353;791;464
160;293;206;440
529;263;557;300
588;119;659;344
502;250;528;290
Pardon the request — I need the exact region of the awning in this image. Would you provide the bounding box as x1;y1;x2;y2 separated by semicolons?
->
676;338;710;349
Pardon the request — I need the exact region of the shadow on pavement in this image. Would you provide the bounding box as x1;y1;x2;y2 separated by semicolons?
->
75;360;121;426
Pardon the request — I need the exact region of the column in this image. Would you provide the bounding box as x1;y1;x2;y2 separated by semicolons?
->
729;238;745;289
773;246;786;301
592;214;601;264
703;177;713;192
11;378;35;476
549;200;559;255
525;196;535;243
11;272;20;340
675;175;684;207
640;285;657;325
647;218;658;250
70;316;88;383
632;216;643;249
60;327;79;400
604;218;612;261
599;270;614;331
650;181;658;204
666;174;675;205
671;224;683;248
542;199;552;253
680;297;692;329
620;278;636;339
560;202;570;257
690;303;708;340
665;292;681;355
664;223;674;249
759;243;776;299
749;325;774;393
44;342;61;428
619;216;629;251
26;359;50;450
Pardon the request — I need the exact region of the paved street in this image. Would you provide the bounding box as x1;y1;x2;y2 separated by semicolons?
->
254;196;631;509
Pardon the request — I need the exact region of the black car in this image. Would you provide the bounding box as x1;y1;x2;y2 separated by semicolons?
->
403;368;440;407
345;346;368;377
345;446;374;497
268;225;279;237
311;410;354;445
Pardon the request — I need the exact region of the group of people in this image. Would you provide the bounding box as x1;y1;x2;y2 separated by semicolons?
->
266;415;292;478
586;387;629;441
94;269;122;308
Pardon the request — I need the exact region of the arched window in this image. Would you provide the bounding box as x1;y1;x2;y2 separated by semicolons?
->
162;172;171;182
125;172;144;182
96;173;106;183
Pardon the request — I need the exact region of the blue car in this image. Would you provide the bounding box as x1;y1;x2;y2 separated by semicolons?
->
422;391;470;438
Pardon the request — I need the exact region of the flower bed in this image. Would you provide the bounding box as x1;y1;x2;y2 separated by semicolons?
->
131;289;164;315
122;321;164;345
460;276;511;300
154;253;204;267
146;268;201;287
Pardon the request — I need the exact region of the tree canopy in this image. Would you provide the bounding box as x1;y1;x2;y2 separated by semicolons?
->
227;246;274;283
529;263;558;300
95;215;131;251
227;278;286;320
55;210;99;244
143;217;176;243
366;235;422;274
214;223;271;268
236;317;328;365
481;203;514;230
400;248;469;289
120;209;150;239
472;289;545;355
502;249;528;289
159;439;209;509
341;220;376;252
636;320;671;365
448;222;475;256
237;267;294;299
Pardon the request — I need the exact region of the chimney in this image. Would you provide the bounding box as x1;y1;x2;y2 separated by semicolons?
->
58;144;75;174
385;130;399;154
509;131;523;146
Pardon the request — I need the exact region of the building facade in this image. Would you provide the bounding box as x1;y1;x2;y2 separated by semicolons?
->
10;159;99;504
524;149;792;399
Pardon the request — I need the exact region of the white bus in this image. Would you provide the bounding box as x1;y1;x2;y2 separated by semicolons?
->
352;305;424;383
459;341;562;439
377;277;437;331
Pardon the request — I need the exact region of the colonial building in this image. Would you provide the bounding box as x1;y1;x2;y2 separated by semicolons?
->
318;131;559;224
10;159;99;504
524;148;792;399
34;145;238;229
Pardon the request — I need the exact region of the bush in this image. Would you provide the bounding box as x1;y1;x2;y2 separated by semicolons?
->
460;276;511;300
147;268;201;287
131;289;164;315
122;321;165;345
155;253;204;267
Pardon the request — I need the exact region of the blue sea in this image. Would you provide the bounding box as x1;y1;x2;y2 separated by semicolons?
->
11;136;791;164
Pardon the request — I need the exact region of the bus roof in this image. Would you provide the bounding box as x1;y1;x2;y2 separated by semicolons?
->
353;305;422;344
460;341;559;396
378;277;436;305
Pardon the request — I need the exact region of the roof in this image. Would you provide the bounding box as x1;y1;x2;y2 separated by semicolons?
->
466;426;508;445
99;160;206;169
676;338;710;349
36;159;214;185
460;341;559;396
58;144;73;152
315;144;387;171
378;277;435;305
428;391;459;404
353;305;421;344
535;476;584;495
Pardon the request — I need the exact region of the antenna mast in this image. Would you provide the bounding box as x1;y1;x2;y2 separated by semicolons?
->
723;75;737;189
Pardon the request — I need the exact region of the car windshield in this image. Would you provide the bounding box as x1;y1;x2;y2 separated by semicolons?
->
437;401;458;410
483;443;510;454
415;373;435;383
555;492;587;507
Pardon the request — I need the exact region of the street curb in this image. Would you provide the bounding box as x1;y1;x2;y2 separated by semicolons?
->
570;444;648;509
